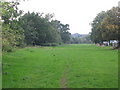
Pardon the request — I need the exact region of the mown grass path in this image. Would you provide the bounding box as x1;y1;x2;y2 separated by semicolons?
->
3;44;118;88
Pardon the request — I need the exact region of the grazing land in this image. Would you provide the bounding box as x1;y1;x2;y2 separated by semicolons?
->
3;44;118;88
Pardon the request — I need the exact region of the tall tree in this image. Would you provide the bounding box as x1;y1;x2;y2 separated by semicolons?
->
20;12;61;45
101;7;120;45
51;20;71;43
90;11;107;43
1;1;24;51
90;7;120;47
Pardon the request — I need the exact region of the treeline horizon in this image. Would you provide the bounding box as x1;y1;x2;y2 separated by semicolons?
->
1;1;119;52
90;6;120;47
1;1;71;52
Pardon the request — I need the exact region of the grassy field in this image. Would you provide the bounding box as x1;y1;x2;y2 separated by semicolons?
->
2;44;118;88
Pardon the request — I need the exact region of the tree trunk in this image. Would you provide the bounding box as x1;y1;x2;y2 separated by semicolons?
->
118;40;120;47
108;40;110;46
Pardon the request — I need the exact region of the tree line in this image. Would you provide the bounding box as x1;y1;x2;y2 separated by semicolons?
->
90;7;120;47
70;34;93;44
1;1;71;52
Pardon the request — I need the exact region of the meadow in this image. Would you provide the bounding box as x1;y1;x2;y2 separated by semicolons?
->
2;44;118;88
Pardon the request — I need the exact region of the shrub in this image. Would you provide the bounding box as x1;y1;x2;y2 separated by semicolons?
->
40;43;59;46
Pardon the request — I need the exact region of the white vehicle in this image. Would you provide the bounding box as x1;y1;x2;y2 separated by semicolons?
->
110;40;119;47
103;41;109;46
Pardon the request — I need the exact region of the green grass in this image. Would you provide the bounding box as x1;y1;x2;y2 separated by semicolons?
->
2;44;118;88
0;51;2;89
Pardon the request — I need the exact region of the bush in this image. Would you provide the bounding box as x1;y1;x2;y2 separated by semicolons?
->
51;43;59;46
40;43;59;46
2;39;13;52
2;25;25;52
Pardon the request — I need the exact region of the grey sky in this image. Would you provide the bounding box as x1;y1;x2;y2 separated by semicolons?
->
18;0;119;34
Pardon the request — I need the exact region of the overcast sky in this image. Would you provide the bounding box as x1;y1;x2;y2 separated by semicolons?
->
17;0;119;34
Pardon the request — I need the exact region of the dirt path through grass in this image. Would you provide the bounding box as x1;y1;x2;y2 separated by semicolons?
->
3;44;118;88
60;68;68;88
60;64;71;88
